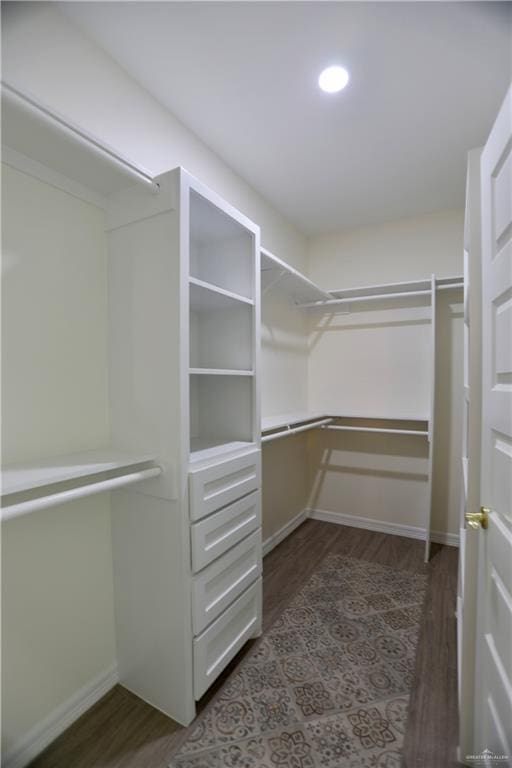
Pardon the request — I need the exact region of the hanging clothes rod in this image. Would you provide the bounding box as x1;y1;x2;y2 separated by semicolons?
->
1;81;160;193
262;418;333;443
437;282;463;291
1;466;162;522
323;425;429;436
299;289;431;309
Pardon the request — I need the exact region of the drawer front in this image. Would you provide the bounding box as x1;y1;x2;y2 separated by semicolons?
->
193;578;262;700
189;450;260;522
191;490;261;572
192;529;262;635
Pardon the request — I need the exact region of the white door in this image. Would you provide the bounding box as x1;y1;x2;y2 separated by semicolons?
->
473;84;512;764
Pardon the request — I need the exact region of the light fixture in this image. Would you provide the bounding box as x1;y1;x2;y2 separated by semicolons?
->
318;66;349;94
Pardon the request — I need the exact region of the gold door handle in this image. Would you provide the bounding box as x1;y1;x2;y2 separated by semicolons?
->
465;507;490;530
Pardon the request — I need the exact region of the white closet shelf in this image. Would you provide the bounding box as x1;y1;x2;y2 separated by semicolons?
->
190;368;254;376
1;81;157;198
261;413;431;443
262;412;328;432
189;277;254;311
323;425;429;437
298;275;463;309
1;449;160;497
189;438;256;464
261;248;331;305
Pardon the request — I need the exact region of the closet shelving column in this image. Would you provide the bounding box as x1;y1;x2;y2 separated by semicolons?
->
107;168;262;726
189;188;260;460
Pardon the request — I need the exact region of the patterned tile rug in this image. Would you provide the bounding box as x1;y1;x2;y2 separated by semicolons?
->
170;553;427;768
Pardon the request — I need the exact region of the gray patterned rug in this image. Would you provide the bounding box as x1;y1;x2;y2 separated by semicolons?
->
170;553;427;768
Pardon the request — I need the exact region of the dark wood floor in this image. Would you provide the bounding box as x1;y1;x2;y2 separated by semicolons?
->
29;520;460;768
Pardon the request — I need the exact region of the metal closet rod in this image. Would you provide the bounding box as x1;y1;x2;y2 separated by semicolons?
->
298;281;463;309
262;418;333;443
1;466;163;522
299;289;431;309
1;81;160;193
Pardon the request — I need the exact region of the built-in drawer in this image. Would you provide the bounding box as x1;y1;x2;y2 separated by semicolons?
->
191;490;261;572
189;449;260;522
192;529;261;635
193;578;262;700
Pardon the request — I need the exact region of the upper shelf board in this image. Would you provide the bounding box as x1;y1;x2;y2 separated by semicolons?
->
189;277;254;312
1;449;158;497
261;248;331;305
1;82;156;201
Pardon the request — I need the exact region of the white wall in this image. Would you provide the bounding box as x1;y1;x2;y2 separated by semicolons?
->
309;209;465;288
261;289;310;541
1;3;306;272
1;165;116;757
306;209;464;538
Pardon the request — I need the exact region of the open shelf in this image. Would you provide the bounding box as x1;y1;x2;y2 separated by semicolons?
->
190;190;255;300
189;375;254;460
324;416;429;437
190;368;253;376
261;248;330;305
1;449;158;497
190;297;253;371
190;277;253;311
262;412;327;433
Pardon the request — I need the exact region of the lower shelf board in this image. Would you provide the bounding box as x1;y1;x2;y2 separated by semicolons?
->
189;438;256;464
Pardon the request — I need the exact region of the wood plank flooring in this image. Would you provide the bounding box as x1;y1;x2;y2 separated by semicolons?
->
28;520;460;768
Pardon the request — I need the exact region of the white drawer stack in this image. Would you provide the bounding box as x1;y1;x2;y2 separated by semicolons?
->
188;449;262;699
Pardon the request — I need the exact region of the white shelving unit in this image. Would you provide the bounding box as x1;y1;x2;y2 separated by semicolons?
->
2;82;263;730
107;166;262;723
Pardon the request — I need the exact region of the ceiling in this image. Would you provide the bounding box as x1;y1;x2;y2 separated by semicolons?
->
61;2;511;236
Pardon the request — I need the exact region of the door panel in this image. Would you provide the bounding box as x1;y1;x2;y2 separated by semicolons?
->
475;83;512;761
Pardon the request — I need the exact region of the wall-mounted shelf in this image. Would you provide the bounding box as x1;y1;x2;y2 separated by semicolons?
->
1;80;157;202
1;449;158;496
189;277;254;311
261;412;429;443
190;368;254;376
1;449;162;521
298;275;463;309
323;424;429;437
261;248;331;305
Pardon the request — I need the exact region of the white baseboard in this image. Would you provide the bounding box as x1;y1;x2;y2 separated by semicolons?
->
307;508;459;547
262;509;309;556
3;664;118;768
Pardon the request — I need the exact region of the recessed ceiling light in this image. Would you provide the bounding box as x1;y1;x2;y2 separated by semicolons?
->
318;66;349;94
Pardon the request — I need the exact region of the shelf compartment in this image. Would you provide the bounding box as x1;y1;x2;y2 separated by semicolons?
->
190;375;254;461
190;298;253;371
190;190;255;300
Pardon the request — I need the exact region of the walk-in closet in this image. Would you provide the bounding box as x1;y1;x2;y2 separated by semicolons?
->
2;3;511;768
